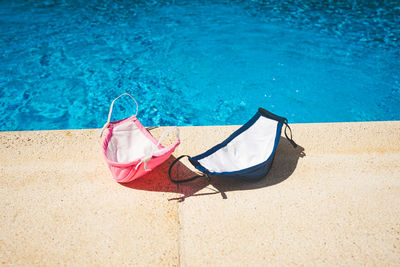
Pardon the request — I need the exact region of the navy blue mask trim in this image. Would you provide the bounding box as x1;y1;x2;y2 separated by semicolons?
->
168;108;296;183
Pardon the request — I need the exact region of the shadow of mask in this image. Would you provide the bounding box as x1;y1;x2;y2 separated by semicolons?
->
120;137;305;201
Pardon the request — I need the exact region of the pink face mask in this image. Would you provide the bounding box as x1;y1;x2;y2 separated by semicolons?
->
100;93;180;183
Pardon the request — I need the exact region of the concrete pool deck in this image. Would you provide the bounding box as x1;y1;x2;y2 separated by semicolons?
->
1;121;399;266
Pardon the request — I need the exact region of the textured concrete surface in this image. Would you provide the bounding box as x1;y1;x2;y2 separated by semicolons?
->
0;128;179;266
1;121;400;266
176;122;400;267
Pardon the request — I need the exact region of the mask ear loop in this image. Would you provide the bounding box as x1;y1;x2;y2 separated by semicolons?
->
135;127;181;173
283;119;297;148
168;155;210;184
99;93;139;137
155;126;180;148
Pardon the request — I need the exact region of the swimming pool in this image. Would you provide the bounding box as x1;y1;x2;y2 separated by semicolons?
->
0;0;399;131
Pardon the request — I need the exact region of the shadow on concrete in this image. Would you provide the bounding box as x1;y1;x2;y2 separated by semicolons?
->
121;137;305;201
208;138;305;200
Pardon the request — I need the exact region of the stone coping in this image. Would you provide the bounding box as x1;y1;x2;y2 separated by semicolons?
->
1;121;399;266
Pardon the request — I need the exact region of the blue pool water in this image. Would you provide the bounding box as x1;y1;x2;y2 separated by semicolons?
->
0;0;399;131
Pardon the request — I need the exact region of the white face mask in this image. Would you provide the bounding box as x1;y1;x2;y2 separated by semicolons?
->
197;114;280;173
169;108;297;183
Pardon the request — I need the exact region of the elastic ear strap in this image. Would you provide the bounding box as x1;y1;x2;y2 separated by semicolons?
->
107;93;139;123
100;93;139;137
156;126;180;147
168;155;206;184
284;121;298;148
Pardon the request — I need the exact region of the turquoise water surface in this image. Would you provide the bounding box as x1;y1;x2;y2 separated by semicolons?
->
0;0;399;131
